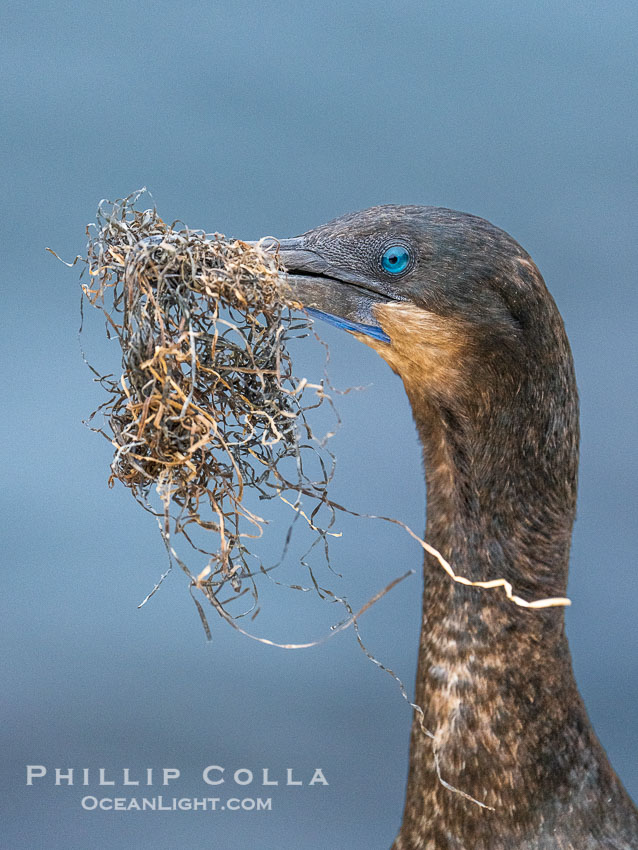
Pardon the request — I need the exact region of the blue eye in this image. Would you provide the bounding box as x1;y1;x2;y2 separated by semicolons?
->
381;244;410;274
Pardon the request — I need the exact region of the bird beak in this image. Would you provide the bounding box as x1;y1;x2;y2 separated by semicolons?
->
252;237;392;343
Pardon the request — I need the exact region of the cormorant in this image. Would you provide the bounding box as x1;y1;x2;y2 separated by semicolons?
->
268;206;638;849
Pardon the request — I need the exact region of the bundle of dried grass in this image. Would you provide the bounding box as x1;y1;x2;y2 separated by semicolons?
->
80;191;339;627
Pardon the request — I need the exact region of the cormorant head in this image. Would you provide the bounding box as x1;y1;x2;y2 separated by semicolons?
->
268;205;568;405
263;206;579;591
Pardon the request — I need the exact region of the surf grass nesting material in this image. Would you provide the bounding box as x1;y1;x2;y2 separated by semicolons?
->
82;194;338;628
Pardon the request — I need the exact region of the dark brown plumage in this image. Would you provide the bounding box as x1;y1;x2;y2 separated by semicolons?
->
272;206;638;849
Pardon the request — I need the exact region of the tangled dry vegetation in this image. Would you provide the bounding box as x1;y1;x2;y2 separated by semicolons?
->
80;191;343;635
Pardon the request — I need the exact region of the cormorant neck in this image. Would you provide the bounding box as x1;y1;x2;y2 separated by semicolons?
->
371;283;581;602
412;367;578;602
392;336;636;847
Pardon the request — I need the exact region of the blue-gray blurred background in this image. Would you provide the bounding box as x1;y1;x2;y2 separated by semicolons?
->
1;2;636;848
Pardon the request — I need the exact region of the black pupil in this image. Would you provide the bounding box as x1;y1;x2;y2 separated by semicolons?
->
389;253;398;264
